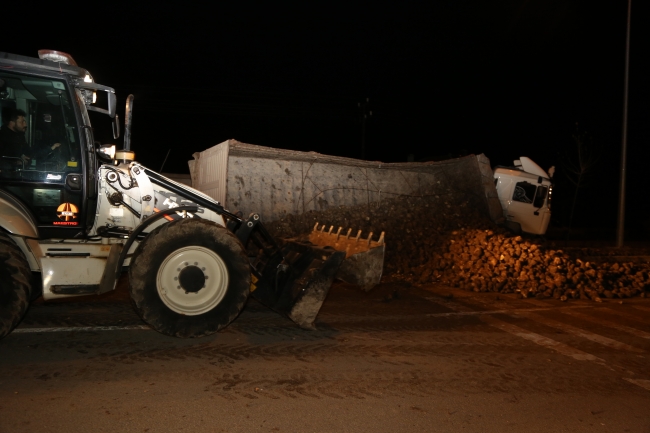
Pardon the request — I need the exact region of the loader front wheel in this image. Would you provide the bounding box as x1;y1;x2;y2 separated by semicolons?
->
129;218;251;338
0;233;32;339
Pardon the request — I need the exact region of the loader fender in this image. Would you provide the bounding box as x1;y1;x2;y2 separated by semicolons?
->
0;190;38;238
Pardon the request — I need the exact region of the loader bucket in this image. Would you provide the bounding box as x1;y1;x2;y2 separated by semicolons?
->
307;223;386;291
249;240;346;330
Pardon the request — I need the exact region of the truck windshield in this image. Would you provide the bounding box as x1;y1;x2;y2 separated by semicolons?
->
0;70;81;183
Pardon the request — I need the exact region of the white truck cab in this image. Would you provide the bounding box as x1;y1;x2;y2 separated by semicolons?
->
493;157;553;235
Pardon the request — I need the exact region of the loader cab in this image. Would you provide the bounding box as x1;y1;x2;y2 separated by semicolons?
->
0;51;116;239
494;157;553;235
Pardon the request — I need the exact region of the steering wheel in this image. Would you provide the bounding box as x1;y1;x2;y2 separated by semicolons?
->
41;144;67;171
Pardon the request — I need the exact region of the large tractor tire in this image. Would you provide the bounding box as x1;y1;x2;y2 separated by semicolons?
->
129;218;251;338
0;232;32;339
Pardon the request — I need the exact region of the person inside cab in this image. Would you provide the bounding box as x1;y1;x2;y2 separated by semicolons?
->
0;108;31;167
1;108;63;170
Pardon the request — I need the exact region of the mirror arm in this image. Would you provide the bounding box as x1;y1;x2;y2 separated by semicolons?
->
87;105;110;116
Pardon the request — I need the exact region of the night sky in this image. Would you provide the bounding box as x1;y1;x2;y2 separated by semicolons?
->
4;2;649;236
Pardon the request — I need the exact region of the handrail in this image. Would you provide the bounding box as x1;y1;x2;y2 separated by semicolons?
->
0;156;25;170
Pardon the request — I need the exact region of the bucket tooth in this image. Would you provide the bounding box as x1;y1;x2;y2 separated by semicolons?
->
300;223;386;292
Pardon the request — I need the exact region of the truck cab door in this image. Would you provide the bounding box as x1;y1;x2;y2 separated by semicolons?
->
508;181;550;235
0;71;88;239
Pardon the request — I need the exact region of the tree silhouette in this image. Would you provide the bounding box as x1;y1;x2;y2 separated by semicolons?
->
561;123;602;238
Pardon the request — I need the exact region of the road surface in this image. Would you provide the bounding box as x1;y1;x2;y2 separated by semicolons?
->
1;277;650;432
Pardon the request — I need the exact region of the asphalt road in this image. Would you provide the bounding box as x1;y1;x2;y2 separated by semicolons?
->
1;276;650;433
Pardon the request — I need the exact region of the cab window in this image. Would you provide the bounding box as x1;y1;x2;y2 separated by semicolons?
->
0;70;83;226
512;181;536;204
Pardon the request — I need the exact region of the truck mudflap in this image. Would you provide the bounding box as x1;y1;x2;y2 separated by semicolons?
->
306;223;386;291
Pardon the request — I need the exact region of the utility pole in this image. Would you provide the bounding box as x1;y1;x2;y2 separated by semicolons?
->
358;98;372;159
617;0;632;247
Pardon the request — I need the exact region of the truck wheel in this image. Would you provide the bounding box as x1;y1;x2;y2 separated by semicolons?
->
129;218;251;338
0;233;32;339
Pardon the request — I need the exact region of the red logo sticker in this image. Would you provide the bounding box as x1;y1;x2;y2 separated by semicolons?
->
56;202;79;221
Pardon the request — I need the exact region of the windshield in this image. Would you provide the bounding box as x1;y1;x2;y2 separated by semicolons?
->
0;70;81;183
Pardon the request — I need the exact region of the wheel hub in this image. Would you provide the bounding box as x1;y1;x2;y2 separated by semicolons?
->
156;246;229;316
178;265;205;293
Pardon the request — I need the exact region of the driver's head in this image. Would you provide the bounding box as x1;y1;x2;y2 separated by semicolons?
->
4;108;27;133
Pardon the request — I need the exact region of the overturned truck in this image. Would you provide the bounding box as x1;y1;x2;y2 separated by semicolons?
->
189;140;505;283
190;142;553;242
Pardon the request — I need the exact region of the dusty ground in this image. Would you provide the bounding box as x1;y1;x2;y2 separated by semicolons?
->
1;275;650;433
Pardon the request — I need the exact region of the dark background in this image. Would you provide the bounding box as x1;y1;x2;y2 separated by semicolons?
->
3;1;649;238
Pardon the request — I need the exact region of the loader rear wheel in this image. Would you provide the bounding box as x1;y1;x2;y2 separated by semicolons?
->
129;218;251;338
0;233;32;339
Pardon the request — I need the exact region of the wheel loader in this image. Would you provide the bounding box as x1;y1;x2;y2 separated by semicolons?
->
0;50;385;339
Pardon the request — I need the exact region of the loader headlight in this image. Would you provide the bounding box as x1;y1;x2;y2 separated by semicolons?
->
97;144;116;160
81;89;97;106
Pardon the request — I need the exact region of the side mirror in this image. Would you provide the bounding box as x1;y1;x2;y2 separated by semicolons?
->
108;91;117;118
112;114;121;139
76;82;117;118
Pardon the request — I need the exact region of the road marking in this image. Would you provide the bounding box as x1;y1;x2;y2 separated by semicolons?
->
480;315;606;363
423;297;474;312
624;378;650;391
515;312;645;353
560;309;650;340
430;297;650;392
423;297;592;318
520;298;551;307
595;307;650;325
13;325;151;333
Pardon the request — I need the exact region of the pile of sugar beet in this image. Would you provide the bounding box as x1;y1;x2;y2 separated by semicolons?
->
264;193;650;301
